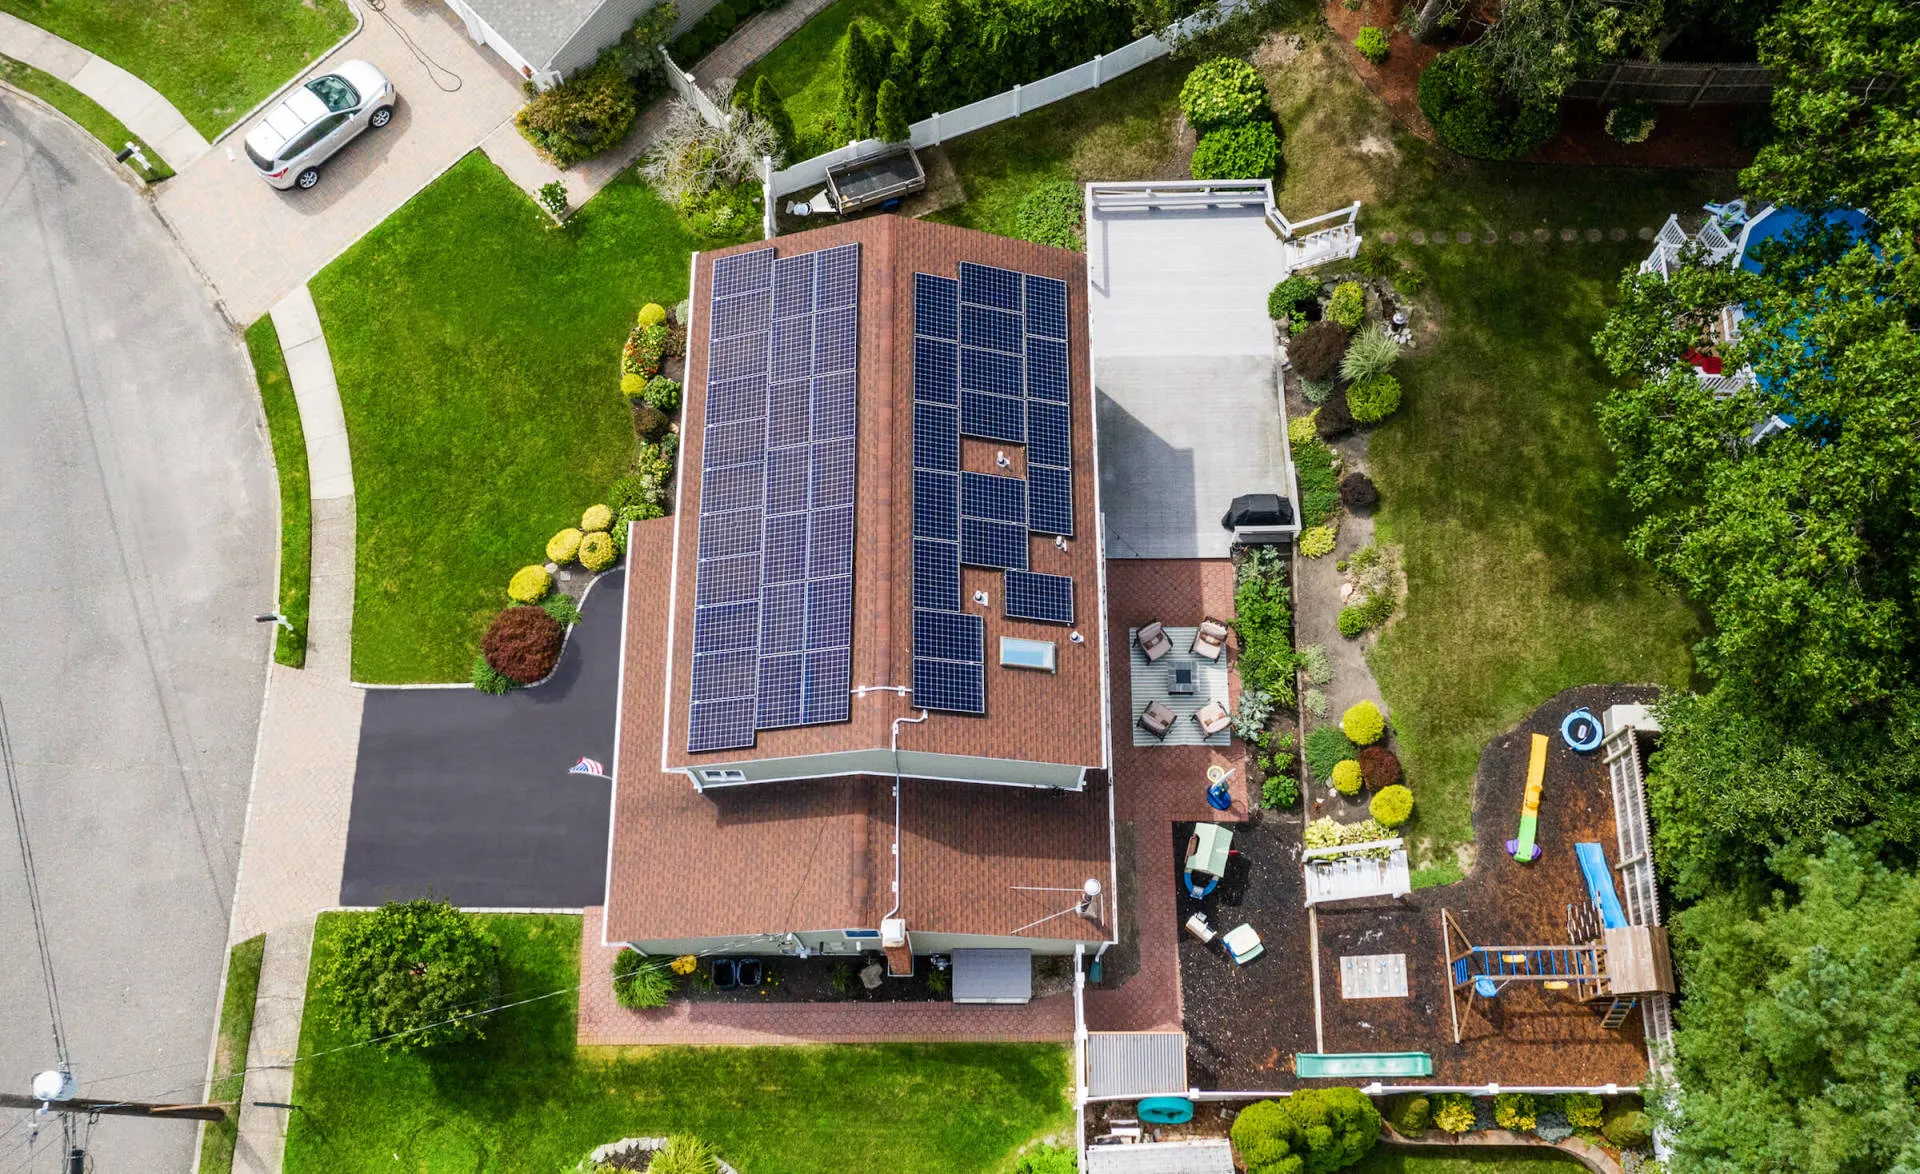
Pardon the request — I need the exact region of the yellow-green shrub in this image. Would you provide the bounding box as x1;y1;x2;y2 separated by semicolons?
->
546;528;583;564
508;565;551;603
1342;699;1386;744
621;372;646;400
581;503;613;532
1370;783;1413;826
1331;759;1363;795
579;531;617;572
1433;1094;1475;1135
638;303;667;328
1300;526;1337;558
1288;411;1319;445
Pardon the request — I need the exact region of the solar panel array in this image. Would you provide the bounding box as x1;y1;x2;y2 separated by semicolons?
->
909;262;1076;715
688;244;861;753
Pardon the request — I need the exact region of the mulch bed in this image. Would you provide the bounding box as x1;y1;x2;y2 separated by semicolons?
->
667;951;1075;1004
1322;0;1758;171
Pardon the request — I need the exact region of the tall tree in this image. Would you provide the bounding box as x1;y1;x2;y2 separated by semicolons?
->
874;78;911;142
839;19;884;140
750;76;795;159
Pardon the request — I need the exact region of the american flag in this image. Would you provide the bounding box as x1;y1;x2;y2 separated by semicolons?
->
569;756;607;777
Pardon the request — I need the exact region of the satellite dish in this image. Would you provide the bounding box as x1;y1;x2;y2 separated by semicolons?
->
31;1070;76;1102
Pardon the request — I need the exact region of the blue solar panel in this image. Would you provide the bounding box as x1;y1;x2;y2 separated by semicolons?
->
761;513;808;583
713;249;773;298
961;471;1026;525
702;462;763;514
961;391;1025;443
961;304;1024;354
913;469;959;541
758;580;805;654
914;273;959;339
705;417;766;469
801;647;852;723
1025;337;1070;403
1027;464;1073;537
771;318;812;382
1004;569;1074;624
913;337;958;404
811;372;857;441
816;244;860;310
805;575;852;649
756;653;804;728
692;649;756;703
810;437;856;508
697;509;760;560
913;656;984;715
912;538;961;611
709;333;768;383
696;553;760;605
961;516;1028;569
913;609;984;665
1024;274;1068;340
689;697;756;752
707;376;767;426
1027;400;1071;467
773;253;815;320
959;262;1023;311
813;307;857;373
692;599;758;652
913;402;960;471
713;292;772;339
807;507;855;577
960;347;1023;396
767;381;809;449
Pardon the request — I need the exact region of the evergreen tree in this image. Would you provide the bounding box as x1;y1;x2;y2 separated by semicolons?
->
751;75;795;158
838;20;882;141
874;79;911;142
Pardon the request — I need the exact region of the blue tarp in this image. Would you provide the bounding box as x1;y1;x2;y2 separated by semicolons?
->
1575;842;1628;929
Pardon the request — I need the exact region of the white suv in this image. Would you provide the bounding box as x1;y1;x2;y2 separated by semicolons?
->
243;61;396;190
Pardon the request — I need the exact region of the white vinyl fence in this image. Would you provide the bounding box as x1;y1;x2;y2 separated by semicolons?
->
662;50;734;129
757;0;1248;214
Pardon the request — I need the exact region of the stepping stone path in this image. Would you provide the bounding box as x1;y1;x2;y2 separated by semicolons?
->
1342;225;1664;248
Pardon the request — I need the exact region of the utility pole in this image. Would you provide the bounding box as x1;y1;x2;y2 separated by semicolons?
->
0;1093;228;1122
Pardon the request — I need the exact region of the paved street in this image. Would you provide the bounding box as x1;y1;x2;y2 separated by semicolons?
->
0;97;274;1173
339;570;621;909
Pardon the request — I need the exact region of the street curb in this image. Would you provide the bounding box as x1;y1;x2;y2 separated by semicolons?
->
210;0;366;148
0;78;152;190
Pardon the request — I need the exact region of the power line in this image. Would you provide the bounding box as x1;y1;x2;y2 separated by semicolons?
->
1;691;69;1068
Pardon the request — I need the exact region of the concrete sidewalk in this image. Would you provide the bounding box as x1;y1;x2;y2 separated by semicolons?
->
0;10;210;167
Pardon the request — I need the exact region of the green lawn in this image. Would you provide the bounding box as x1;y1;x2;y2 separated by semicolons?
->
738;0;924;155
285;913;1072;1174
0;0;353;138
199;935;265;1174
0;52;170;178
1355;1148;1591;1174
244;319;310;668
312;152;725;682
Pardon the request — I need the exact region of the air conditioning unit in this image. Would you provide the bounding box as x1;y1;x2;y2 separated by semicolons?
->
881;918;908;948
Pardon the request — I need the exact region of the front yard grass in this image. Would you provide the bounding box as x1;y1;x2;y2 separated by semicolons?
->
313;152;713;683
244;319;309;668
285;913;1073;1174
0;52;171;178
0;0;354;138
198;934;265;1174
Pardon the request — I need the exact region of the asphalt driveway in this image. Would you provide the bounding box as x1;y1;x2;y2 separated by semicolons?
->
339;570;622;908
0;96;274;1171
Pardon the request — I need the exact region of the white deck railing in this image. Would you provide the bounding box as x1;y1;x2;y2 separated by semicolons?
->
1086;181;1362;278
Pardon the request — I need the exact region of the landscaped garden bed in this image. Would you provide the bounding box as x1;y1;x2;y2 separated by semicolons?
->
611;948;1074;1005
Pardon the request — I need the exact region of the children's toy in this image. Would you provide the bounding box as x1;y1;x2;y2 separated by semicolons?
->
1506;733;1548;862
1139;1097;1195;1124
1184;822;1234;898
1561;707;1603;751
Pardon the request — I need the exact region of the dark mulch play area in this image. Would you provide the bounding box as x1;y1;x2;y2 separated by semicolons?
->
1180;684;1660;1089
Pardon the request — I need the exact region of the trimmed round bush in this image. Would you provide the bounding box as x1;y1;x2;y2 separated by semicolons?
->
579;530;617;572
508;564;551;603
581;503;613;532
633;403;671;441
1432;1093;1475;1135
1354;26;1389;64
1331;759;1363;795
316;899;500;1052
1358;745;1401;790
1370;783;1413;826
546;528;584;564
1347;374;1403;423
1342;699;1386;744
1179;57;1269;133
1340;472;1378;509
1565;1092;1604;1130
1495;1092;1538;1132
1418;50;1560;162
1606;99;1656;144
1338;605;1369;638
1602;1107;1652;1148
1299;526;1336;558
1327;281;1365;330
1388;1093;1431;1136
1190;121;1281;181
1268;274;1320;320
1291;320;1348;382
638;302;668;328
643;375;681;412
621;372;647;400
483;605;564;684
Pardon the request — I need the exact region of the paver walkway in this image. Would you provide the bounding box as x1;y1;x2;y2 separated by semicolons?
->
0;10;210;167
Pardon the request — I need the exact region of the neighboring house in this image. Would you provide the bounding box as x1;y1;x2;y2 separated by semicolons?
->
602;218;1116;987
445;0;711;88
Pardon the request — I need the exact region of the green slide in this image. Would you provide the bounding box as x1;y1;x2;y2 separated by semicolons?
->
1295;1052;1435;1078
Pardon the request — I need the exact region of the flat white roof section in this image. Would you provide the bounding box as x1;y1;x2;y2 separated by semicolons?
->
1087;1031;1189;1097
1086;1140;1236;1174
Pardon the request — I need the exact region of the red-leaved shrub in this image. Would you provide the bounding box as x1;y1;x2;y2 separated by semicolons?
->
482;606;564;685
1291;321;1349;382
1340;472;1379;509
1359;745;1401;791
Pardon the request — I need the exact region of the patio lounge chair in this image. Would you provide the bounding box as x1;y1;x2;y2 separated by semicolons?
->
1194;698;1232;737
1222;923;1264;965
1137;622;1172;663
1191;618;1230;661
1138;700;1175;740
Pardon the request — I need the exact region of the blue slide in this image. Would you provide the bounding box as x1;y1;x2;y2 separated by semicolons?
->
1575;842;1627;928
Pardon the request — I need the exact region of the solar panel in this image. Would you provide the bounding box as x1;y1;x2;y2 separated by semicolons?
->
1024;274;1069;340
764;446;809;515
1004;569;1074;624
913;609;984;665
813;307;857;373
756;653;804;728
810;437;856;508
1025;337;1070;403
771;318;812;382
961;391;1025;443
713;292;772;339
961;304;1025;354
758;580;805;654
961;516;1028;569
807;507;855;577
914;273;959;339
815;244;860;309
702;462;763;515
1027;464;1073;537
912;538;960;611
805;574;852;649
692;649;756;703
761;513;808;583
767;381;810;449
961;471;1026;525
913;656;985;714
705;417;766;469
709;333;768;383
913;402;960;471
960;347;1023;397
689;697;756;752
692;599;758;652
697;509;760;560
913;337;958;404
959;262;1023;311
713;249;773;298
773;253;815;320
801;648;852;723
913;469;959;541
707;376;767;425
811;372;857;441
1027;400;1071;467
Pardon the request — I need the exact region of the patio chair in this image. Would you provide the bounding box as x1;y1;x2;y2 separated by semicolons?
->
1136;622;1172;663
1222;923;1264;965
1191;618;1230;661
1138;700;1175;740
1194;698;1232;737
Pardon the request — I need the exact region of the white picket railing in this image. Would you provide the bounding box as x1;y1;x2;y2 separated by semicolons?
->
662;49;733;130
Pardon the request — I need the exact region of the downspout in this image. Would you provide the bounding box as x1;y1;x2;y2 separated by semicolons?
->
885;706;929;920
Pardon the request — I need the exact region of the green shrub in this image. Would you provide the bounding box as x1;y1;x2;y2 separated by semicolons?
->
1230;1090;1380;1174
472;653;514;694
632;403;671;441
1340;327;1400;383
1316;391;1356;440
638;302;668;328
540;593;582;626
1347;374;1403;423
1602;1107;1652;1148
1418;49;1559;162
621;372;647;401
1331;759;1363;795
1327;281;1365;329
648;1135;719;1174
1564;1093;1604;1130
1354;26;1389;64
1387;1093;1431;1135
317;900;500;1052
1191;120;1281;181
1294;438;1338;527
1011;1144;1077;1174
515;67;639;166
1291;320;1348;381
1014;181;1085;249
1179;57;1269;133
579;531;618;572
1288;412;1319;445
1298;643;1334;685
1231;551;1297;708
581;504;613;532
547;528;584;564
1305;726;1357;779
643;375;681;412
1268;274;1320;320
1301;378;1337;405
1606;99;1656;144
1488;1091;1534;1132
1433;1094;1475;1135
611;951;674;1009
1341;699;1385;744
1393;266;1427;296
509;565;551;603
538;180;569;220
1338;606;1368;637
1300;526;1336;558
1370;783;1413;826
1262;774;1299;808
